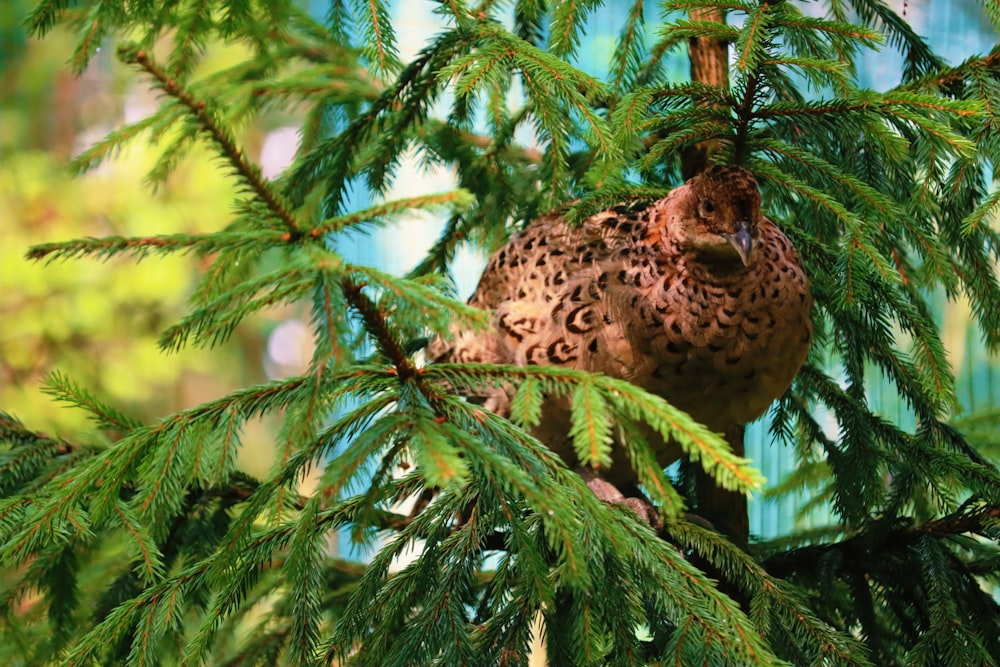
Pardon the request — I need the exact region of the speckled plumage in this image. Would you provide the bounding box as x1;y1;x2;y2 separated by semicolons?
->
435;166;812;483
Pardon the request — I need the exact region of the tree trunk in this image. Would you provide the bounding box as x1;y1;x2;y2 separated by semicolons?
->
682;7;750;549
681;6;730;181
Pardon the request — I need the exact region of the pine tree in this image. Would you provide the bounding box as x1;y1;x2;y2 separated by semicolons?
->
4;1;1000;665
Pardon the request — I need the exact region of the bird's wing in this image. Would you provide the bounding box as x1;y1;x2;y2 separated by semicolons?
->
434;207;648;376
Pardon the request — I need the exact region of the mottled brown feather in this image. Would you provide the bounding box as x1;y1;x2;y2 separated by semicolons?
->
433;166;812;484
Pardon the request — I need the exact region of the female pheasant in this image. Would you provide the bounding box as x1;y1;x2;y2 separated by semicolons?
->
435;165;812;489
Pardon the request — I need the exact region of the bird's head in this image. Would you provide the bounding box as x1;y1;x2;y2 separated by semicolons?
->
662;165;762;267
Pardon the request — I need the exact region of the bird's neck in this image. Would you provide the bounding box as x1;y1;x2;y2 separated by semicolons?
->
660;238;752;285
690;251;750;280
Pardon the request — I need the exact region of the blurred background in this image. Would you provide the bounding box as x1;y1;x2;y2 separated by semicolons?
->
1;0;998;546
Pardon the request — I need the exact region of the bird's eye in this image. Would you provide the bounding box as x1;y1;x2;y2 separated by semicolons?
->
699;200;716;216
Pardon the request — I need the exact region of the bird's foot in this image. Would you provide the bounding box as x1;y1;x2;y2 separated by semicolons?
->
578;468;662;529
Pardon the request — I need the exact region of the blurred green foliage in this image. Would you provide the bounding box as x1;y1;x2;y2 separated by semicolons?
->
2;148;242;425
0;5;276;475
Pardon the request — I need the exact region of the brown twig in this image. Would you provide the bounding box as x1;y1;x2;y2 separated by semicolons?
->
338;279;418;381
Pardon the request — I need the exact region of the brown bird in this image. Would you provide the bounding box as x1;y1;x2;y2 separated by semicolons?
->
432;165;812;512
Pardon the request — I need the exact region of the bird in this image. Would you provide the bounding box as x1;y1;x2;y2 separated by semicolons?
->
431;165;812;514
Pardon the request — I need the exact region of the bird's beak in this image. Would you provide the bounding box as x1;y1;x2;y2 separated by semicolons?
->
724;220;753;266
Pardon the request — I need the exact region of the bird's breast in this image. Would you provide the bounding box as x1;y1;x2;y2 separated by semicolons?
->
612;248;811;429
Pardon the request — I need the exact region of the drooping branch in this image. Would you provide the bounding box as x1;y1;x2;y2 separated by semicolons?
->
765;506;1000;578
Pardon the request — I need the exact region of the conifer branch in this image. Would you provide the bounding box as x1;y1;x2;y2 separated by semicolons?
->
356;0;400;75
733;70;759;164
0;412;76;455
41;372;144;432
118;44;301;235
158;269;314;352
608;0;646;95
670;517;872;665
416;120;545;164
26;231;288;263
765;506;1000;578
339;279;417;381
116;43;440;391
425;363;764;495
843;0;943;79
901;45;1000;94
312;190;475;237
